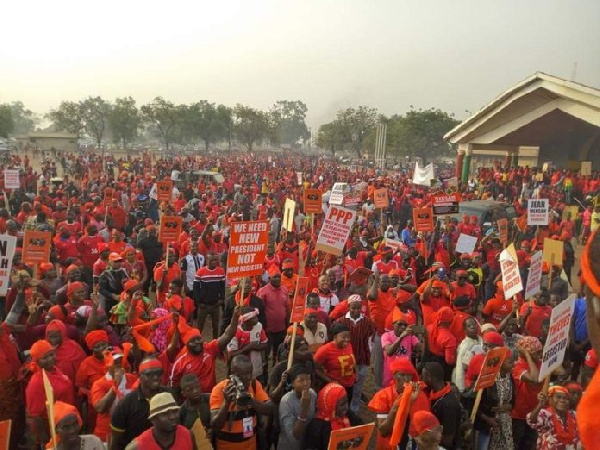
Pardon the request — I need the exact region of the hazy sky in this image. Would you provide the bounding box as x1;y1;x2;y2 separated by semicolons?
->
1;0;599;130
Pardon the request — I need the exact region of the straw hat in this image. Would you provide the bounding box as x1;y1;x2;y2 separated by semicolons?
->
148;392;180;419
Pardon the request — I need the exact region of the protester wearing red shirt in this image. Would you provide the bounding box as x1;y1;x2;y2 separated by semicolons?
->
420;278;451;327
450;270;476;304
77;224;104;270
519;291;552;337
314;323;357;392
426;306;457;380
54;227;80;262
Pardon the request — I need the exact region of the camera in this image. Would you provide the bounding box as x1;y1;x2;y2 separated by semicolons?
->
229;374;252;408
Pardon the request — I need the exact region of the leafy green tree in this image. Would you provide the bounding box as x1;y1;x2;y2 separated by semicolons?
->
0;105;14;138
233;105;271;151
8;101;38;135
109;97;141;148
216;105;234;150
317;120;345;156
141;97;184;151
270;100;309;147
184;101;225;152
335;106;380;157
79;96;111;147
48;101;84;136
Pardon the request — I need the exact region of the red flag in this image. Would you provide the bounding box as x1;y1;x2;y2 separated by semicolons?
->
389;382;413;447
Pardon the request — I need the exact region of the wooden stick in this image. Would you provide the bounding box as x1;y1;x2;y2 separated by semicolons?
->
287;322;297;370
237;277;246;307
311;212;314;237
470;389;483;424
542;375;550;395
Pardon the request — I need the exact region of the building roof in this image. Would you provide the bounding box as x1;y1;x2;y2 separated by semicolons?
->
25;131;78;139
444;72;600;146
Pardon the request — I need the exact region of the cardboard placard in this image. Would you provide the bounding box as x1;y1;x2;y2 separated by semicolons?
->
22;230;51;265
373;188;389;209
227;220;269;279
329;183;347;206
296;171;303;186
456;233;478;255
527;199;549;226
500;244;523;298
385;238;406;254
432;193;460;215
158;216;182;244
290;277;309;323
157;180;173;203
542;238;564;268
316;206;357;256
303;189;323;214
328;423;375;450
3;170;19;190
474;347;509;391
581;161;592;176
412;206;434;233
539;296;576;381
103;187;114;206
343;191;361;208
524;250;543;300
283;198;296;232
0;420;11;450
497;218;508;245
0;236;17;296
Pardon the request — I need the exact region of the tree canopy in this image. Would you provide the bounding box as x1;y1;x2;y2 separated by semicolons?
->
0;105;14;138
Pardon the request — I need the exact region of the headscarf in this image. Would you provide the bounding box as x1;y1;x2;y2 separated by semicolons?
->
316;382;351;430
517;336;543;355
411;410;440;436
46;401;82;449
85;330;109;350
39;262;54;277
347;294;362;304
548;386;569;397
239;308;259;324
390;357;418;381
30;340;54;372
48;305;67;321
483;331;504;347
67;281;84;299
391;308;408;324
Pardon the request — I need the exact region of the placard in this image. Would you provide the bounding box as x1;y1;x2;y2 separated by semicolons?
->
22;230;51;265
42;369;57;449
158;216;182;244
329;183;346;206
0;236;17;296
316;206;357;256
432;193;460;215
385;238;406;254
500;244;523;298
282;198;296;232
157;180;173;203
3;170;19;190
474;347;509;391
303;189;323;214
581;161;592;176
412;206;434;233
527;199;549;226
497;218;508;245
296;171;303;186
456;233;478;255
227;220;269;278
328;423;375;450
524;250;543;299
539;296;576;381
562;206;579;221
542;237;564;268
373;188;389;209
0;420;11;450
290;277;309;323
103;187;114;206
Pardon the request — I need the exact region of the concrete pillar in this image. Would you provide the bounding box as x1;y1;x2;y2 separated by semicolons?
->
504;151;512;168
511;148;519;167
456;150;464;179
461;146;472;183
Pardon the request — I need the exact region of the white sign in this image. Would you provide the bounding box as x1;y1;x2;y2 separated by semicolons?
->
296;172;303;186
385;238;407;254
316;206;357;256
329;183;349;206
500;244;523;298
0;235;17;296
412;162;435;186
524;250;543;299
527;199;549;226
455;233;478;255
4;170;19;190
539;296;576;381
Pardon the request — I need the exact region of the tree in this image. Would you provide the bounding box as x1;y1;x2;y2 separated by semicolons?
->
216;105;234;150
109;97;141;148
183;101;224;152
233;105;271;152
270;100;309;147
79;96;111;147
317;120;344;156
335;106;380;157
0;105;14;138
8;101;38;135
48;101;84;136
141;97;184;151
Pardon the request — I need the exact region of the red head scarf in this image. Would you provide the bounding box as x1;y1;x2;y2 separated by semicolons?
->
46;401;82;449
411;410;440;436
48;305;66;322
389;357;418;381
67;281;84;298
316;382;350;430
85;330;108;350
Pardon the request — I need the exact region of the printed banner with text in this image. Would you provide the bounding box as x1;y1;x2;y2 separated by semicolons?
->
539;296;575;381
316;206;357;256
227;220;269;279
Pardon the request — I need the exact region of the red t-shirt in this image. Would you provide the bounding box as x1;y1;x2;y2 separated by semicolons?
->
465;353;485;388
511;358;542;419
169;339;220;393
519;303;552;337
77;235;104;267
314;341;357;387
482;295;513;328
369;290;396;334
54;236;80;263
451;282;476;303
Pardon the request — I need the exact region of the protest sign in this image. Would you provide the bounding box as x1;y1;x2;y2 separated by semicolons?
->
296;171;303;186
0;235;17;296
328;423;375;450
227;220;269;278
474;347;509;391
316;206;357;256
0;420;10;450
542;237;564;268
539;296;576;381
581;161;592;176
524;250;543;299
412;161;435;186
303;189;322;214
23;230;51;265
497;218;508;245
385;238;405;254
527;199;549;226
282;198;296;232
432;193;460;215
500;244;523;298
158;216;182;244
562;205;579;221
329;183;347;206
373;188;389;209
456;233;478;255
103;187;114;206
290;277;309;323
157;180;173;203
3;170;19;190
343;191;361;208
412;206;434;233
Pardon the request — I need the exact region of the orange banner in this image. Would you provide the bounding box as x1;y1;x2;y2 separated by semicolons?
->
412;206;434;233
373;188;389;209
227;220;269;279
23;230;51;265
157;180;173;203
303;189;322;214
159;216;182;244
328;423;375;450
103;187;114;206
290;277;309;323
474;347;509;391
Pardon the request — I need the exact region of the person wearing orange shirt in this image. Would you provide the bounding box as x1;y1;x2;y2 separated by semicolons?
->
519;290;552;337
449;295;476;344
420;278;451;327
482;281;514;328
280;258;298;298
425;307;457;381
314;323;357;397
153;250;181;307
450;270;476;305
108;229;128;254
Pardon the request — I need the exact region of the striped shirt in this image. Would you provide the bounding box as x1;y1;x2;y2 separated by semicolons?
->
335;313;377;365
193;266;225;306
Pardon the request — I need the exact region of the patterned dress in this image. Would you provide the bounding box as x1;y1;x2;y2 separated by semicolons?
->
489;373;514;450
527;408;581;450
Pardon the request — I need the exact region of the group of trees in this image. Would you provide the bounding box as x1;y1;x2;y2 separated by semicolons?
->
46;97;310;151
0;101;40;138
317;106;459;162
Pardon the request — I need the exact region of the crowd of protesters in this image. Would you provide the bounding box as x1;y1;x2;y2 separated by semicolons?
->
0;148;599;450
